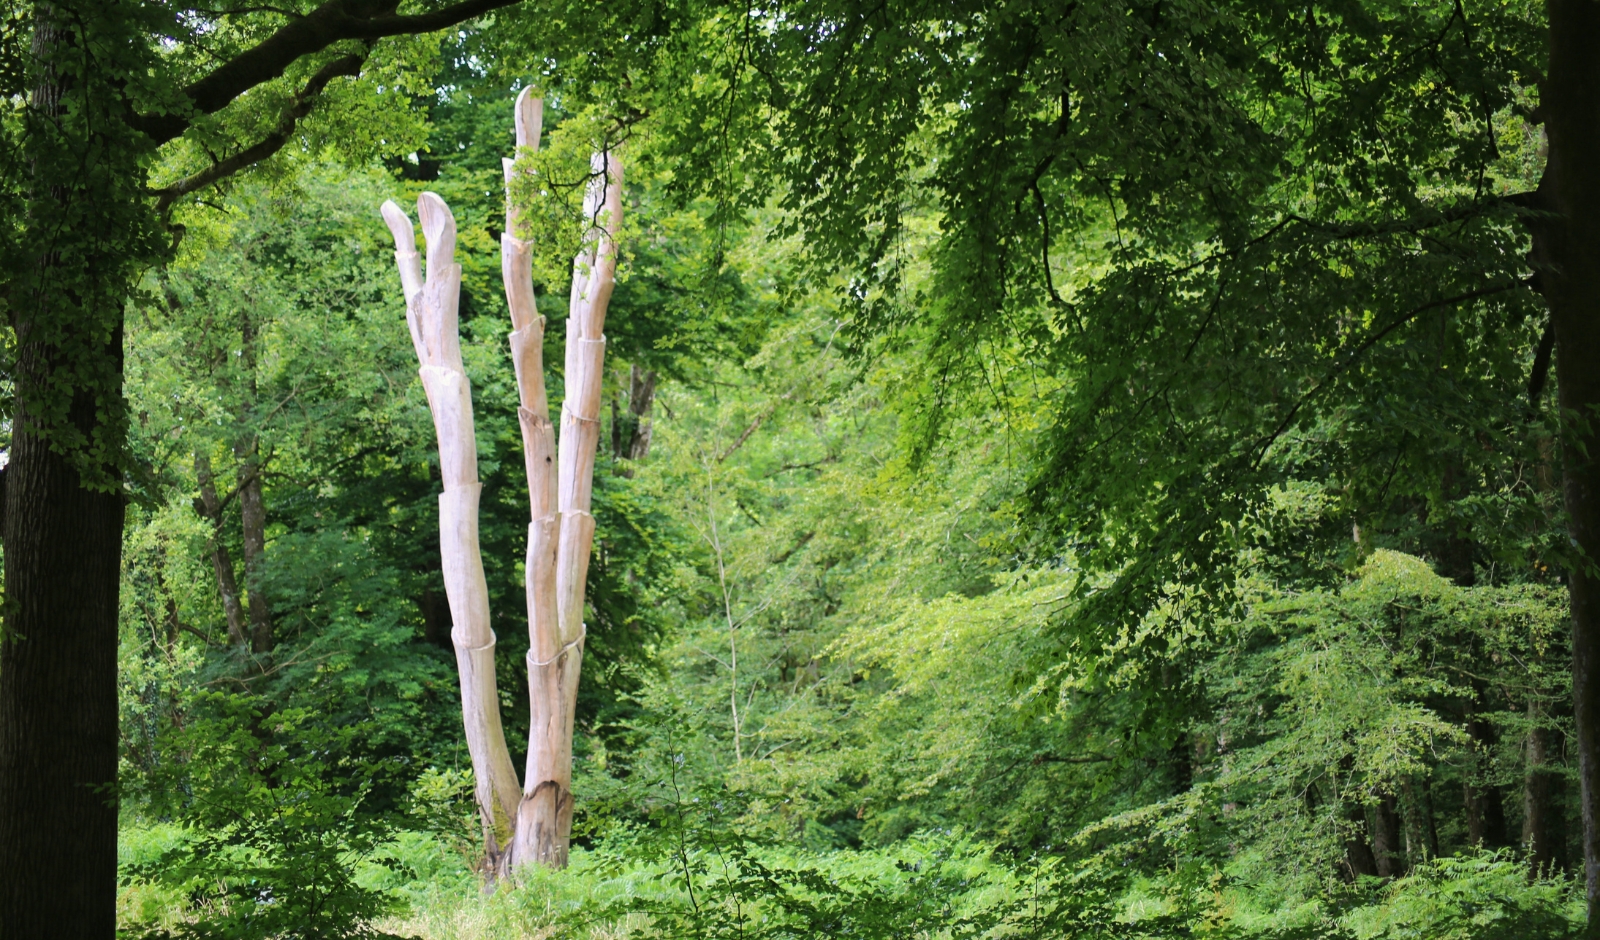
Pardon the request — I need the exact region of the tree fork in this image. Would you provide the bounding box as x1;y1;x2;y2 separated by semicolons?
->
380;89;622;873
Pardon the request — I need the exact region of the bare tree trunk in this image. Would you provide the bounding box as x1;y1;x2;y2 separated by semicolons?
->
382;192;523;875
194;451;249;646
382;89;623;876
500;90;623;870
1534;2;1600;916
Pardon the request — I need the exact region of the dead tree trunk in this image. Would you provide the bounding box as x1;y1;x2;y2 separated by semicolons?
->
502;90;623;869
382;191;522;874
379;88;622;874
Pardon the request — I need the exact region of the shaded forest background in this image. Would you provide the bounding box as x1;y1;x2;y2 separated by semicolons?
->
93;7;1590;938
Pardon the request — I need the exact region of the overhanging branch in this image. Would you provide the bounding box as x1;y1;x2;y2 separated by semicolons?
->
151;52;367;211
131;0;521;146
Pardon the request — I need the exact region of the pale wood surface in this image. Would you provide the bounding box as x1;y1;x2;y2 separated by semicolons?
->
381;86;623;875
382;193;520;869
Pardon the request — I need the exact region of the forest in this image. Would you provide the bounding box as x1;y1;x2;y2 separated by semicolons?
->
2;0;1599;937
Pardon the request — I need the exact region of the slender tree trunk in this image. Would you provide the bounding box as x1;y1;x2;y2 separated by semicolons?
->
1465;714;1509;847
1527;700;1560;876
1424;775;1440;858
626;364;657;460
1401;776;1429;867
383;191;522;874
1535;0;1600;920
235;308;273;652
238;452;272;651
194;451;248;646
504;93;623;869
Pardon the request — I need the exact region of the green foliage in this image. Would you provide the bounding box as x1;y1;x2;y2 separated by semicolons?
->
124;694;410;940
109;5;1591;938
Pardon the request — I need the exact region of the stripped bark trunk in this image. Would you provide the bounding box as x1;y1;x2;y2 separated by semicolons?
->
503;90;623;869
194;451;248;646
381;191;521;874
379;91;621;873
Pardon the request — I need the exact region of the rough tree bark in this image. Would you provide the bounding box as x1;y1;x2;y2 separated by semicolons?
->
1533;0;1600;920
0;8;132;936
381;89;622;872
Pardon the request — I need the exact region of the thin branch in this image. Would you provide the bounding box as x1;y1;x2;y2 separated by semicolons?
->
1250;282;1520;466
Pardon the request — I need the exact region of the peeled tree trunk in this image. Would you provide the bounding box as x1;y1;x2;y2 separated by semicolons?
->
381;88;622;873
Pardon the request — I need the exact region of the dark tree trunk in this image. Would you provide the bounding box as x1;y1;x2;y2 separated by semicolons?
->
238;452;272;652
626;365;658;460
1465;714;1509;847
194;451;248;646
612;364;658;468
1343;797;1379;879
1372;792;1405;878
1536;0;1600;919
0;7;140;934
420;585;451;648
0;373;125;939
1526;702;1560;877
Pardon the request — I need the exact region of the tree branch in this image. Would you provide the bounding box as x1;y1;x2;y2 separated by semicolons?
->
152;52;366;211
131;0;522;146
1250;282;1521;466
